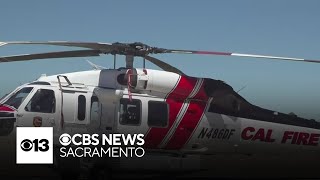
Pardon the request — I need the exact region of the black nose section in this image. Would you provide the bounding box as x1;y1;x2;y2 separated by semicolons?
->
0;112;14;118
0;112;15;136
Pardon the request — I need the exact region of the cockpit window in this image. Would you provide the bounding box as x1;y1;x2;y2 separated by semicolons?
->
25;89;56;113
4;87;33;109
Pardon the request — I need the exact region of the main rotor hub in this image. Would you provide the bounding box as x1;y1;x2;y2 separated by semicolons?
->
109;42;165;57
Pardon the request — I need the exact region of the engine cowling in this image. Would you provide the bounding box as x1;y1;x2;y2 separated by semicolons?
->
127;68;181;95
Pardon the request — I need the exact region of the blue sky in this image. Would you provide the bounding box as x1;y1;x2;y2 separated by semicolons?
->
1;0;320;119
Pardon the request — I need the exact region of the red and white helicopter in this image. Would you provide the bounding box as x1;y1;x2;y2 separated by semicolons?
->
0;41;319;174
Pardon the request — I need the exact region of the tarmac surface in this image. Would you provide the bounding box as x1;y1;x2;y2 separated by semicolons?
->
1;137;320;179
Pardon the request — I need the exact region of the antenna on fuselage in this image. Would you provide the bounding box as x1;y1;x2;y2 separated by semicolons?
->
236;85;247;93
86;60;107;70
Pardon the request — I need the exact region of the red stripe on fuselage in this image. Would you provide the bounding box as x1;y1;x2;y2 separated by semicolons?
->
165;82;209;149
144;76;197;149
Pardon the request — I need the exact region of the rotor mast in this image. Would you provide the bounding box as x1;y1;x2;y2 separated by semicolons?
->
109;42;164;69
125;55;134;69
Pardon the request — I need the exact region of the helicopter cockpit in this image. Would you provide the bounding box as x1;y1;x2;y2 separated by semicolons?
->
0;80;102;136
3;87;34;110
0;86;36;136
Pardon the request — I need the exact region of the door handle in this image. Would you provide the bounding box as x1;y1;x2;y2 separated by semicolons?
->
16;114;23;118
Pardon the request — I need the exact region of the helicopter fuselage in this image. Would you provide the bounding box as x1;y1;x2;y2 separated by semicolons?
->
0;68;319;157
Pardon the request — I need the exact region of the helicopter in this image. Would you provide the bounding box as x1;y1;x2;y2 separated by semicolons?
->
0;41;320;177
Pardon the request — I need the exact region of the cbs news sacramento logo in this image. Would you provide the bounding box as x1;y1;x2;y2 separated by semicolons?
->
16;127;145;164
58;133;145;158
16;127;53;164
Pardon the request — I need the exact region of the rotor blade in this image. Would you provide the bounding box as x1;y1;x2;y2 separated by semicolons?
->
0;50;101;63
0;41;113;52
163;49;320;64
145;56;184;75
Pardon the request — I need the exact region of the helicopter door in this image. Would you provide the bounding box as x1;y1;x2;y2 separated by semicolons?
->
16;88;59;128
117;97;149;135
92;88;121;133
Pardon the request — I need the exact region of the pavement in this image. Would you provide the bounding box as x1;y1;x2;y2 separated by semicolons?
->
1;136;320;179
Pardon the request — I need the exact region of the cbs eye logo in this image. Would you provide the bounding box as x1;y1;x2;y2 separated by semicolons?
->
16;127;53;164
59;133;71;146
20;139;49;152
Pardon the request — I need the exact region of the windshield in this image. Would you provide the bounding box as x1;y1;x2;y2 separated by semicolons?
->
0;94;8;102
4;87;33;109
